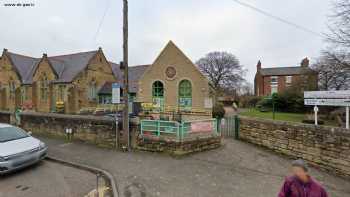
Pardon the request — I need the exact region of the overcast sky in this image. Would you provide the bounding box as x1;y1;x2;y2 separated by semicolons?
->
0;0;332;83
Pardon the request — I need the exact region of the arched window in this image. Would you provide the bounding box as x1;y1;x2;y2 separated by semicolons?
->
9;78;16;99
40;75;49;101
152;81;164;111
178;80;192;110
88;80;97;101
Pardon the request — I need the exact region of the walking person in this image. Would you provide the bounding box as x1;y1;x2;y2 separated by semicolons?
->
278;159;328;197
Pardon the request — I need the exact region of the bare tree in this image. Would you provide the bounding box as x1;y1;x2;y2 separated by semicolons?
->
312;50;350;90
196;52;246;95
328;0;350;47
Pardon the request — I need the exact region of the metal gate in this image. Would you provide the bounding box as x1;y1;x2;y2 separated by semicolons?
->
220;115;239;139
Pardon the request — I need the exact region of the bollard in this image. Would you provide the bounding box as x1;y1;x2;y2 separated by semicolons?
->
234;115;240;140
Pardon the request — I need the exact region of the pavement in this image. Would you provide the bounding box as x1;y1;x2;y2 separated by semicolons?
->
0;160;97;197
36;136;350;197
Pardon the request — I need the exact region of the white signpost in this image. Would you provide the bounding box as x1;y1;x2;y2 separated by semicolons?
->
304;90;350;129
112;83;121;104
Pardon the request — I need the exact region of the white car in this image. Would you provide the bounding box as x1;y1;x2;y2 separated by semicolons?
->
0;123;47;174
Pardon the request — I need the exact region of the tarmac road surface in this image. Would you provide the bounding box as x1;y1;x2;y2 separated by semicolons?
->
0;160;96;197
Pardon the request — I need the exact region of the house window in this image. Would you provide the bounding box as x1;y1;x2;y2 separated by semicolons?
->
152;81;164;112
271;76;278;84
285;76;292;84
40;75;49;101
21;87;27;103
271;85;278;95
178;80;192;110
88;81;97;101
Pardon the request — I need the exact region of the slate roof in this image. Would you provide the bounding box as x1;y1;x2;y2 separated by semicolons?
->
98;81;113;95
49;51;98;83
4;49;150;93
259;66;316;76
110;63;150;93
6;52;40;84
5;50;99;84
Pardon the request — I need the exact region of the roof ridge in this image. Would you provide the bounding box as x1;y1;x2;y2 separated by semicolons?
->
49;50;98;58
7;51;39;59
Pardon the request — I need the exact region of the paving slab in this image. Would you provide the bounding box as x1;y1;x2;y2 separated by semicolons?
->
38;136;350;197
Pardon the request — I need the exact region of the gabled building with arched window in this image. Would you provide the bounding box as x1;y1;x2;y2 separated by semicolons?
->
137;41;213;120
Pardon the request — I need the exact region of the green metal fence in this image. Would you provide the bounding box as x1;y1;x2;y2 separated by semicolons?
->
140;119;218;142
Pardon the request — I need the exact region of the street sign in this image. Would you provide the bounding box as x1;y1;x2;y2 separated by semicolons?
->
304;99;350;106
304;90;350;99
304;90;350;129
112;83;121;104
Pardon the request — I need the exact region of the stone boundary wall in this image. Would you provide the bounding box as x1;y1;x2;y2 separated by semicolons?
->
239;116;350;177
19;112;118;148
137;135;221;155
0;111;11;124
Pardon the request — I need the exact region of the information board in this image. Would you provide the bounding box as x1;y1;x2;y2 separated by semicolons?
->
112;83;121;104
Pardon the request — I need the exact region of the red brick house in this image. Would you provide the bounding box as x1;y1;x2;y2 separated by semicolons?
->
254;58;318;96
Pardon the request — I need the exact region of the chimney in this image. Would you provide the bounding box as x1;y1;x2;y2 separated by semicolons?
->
3;48;8;53
98;47;102;51
257;60;262;71
301;57;309;67
42;53;48;59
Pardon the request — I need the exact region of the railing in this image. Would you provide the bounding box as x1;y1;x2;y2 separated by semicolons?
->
140;118;218;142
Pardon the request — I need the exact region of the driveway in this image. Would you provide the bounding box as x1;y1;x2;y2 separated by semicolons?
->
0;160;96;197
39;137;350;197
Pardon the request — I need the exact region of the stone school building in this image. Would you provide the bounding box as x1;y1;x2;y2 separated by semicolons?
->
0;41;213;115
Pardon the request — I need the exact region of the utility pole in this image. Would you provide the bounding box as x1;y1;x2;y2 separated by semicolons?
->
122;0;130;150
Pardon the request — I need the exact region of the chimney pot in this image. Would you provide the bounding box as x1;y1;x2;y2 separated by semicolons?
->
3;48;8;53
257;60;262;71
301;57;309;67
43;53;48;58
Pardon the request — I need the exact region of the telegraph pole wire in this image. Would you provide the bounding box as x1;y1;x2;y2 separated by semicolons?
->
231;0;324;38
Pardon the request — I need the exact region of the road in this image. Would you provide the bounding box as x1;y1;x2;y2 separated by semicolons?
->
0;160;97;197
38;136;350;197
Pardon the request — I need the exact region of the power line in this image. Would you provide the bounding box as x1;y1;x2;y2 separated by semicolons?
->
93;0;112;42
231;0;325;38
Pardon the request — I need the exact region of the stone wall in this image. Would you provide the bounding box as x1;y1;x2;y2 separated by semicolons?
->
137;135;221;156
0;111;11;124
20;112;118;148
239;116;350;177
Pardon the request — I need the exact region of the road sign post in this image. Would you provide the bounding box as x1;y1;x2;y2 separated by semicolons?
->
314;106;318;126
112;83;121;149
304;90;350;129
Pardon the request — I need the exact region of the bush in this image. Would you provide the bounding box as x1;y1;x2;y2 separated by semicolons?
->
239;96;262;108
257;91;309;113
212;102;225;119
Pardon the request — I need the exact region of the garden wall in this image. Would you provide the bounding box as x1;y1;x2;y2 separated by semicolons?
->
239;116;350;177
19;112;122;148
0;111;11;124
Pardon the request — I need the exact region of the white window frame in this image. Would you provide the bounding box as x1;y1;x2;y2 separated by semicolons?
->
271;85;278;95
285;76;292;84
270;76;278;84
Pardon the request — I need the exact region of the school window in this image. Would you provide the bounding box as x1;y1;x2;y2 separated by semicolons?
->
178;80;192;110
57;85;65;102
88;81;97;100
40;75;49;101
152;81;164;111
9;80;16;99
271;76;278;84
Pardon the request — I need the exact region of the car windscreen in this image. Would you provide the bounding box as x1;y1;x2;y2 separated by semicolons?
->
0;127;29;143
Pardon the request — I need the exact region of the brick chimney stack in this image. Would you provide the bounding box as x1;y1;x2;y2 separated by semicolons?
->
257;60;262;71
301;57;309;67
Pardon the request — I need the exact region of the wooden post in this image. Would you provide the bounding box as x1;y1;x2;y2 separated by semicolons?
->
346;106;349;129
122;0;130;150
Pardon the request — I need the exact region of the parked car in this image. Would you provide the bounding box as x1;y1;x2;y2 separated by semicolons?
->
0;123;47;175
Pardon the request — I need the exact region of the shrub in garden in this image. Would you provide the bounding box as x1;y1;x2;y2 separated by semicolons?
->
212;102;226;119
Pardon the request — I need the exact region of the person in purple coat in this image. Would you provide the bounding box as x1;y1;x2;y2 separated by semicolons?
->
278;159;328;197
